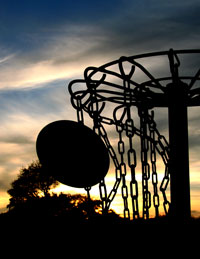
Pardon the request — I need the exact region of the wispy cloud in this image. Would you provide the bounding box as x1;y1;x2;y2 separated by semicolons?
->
0;25;115;89
1;0;200;89
0;54;14;64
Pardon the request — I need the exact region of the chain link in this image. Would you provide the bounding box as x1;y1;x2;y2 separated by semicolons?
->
76;96;84;124
160;165;170;214
99;179;107;212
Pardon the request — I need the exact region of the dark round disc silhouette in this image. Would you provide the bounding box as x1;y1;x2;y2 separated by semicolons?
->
36;120;110;188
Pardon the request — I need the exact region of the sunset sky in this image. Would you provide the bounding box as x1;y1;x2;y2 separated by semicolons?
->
1;0;200;218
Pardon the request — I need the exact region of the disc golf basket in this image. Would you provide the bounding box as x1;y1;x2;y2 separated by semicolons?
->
36;49;200;220
67;49;200;220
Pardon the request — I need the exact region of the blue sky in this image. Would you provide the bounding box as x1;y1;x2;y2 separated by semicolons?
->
0;0;200;216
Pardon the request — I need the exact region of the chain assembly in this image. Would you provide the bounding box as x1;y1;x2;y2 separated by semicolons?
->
68;49;200;219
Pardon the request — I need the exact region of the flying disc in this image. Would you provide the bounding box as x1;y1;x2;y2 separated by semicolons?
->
36;120;109;188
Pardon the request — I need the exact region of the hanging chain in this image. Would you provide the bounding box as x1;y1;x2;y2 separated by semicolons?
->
139;108;151;219
147;111;170;215
123;76;139;219
148;111;160;217
125;108;139;219
98;122;121;210
88;82;123;213
116;120;130;219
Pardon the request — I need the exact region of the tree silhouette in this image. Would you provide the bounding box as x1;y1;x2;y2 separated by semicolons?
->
5;160;120;222
7;160;59;211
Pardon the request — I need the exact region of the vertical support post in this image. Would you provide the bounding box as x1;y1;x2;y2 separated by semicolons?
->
167;81;191;220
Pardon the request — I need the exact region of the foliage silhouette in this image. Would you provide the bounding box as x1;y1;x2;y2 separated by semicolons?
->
6;193;98;218
7;160;59;211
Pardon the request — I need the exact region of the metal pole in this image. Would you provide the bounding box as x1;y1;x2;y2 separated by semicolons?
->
167;80;191;220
